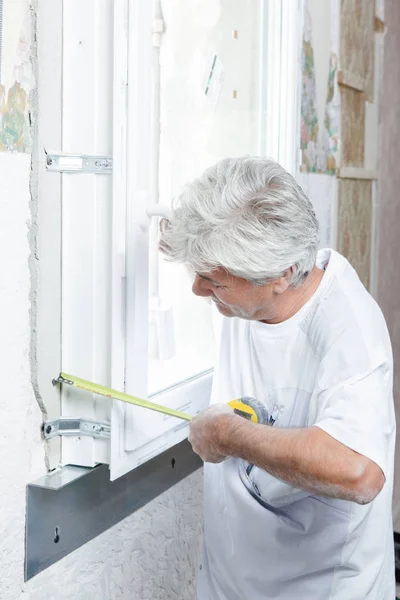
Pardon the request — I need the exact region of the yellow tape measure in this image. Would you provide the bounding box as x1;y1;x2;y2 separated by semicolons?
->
228;398;259;422
53;373;269;425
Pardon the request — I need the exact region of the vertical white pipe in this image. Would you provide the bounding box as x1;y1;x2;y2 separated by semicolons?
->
149;0;164;299
258;0;269;156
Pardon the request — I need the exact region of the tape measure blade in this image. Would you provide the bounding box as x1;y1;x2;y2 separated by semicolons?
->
59;372;192;421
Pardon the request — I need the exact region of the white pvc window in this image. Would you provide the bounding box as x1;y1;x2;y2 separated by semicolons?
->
263;0;302;172
60;0;301;480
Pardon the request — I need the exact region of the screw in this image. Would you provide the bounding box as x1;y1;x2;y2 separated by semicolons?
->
54;527;60;543
95;160;109;168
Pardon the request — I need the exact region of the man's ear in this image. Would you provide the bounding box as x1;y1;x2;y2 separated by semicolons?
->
158;217;172;254
272;267;294;294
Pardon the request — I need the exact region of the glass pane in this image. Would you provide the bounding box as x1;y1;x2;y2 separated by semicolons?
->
148;0;263;395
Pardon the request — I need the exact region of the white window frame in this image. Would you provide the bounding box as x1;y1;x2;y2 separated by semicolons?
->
60;0;114;469
262;0;302;174
37;0;303;481
109;0;214;479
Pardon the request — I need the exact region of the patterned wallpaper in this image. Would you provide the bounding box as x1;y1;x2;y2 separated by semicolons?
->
0;0;3;84
336;0;377;291
300;0;339;174
300;0;377;293
337;179;372;289
0;0;33;152
340;0;375;100
340;87;365;168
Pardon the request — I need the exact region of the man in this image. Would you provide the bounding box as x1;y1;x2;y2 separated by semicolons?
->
160;156;395;599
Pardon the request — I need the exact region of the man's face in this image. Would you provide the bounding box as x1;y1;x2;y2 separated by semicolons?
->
191;267;282;321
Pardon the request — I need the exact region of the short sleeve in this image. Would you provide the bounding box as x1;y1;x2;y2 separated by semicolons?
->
314;365;395;478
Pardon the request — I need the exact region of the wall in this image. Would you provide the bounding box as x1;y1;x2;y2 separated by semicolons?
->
0;1;203;598
378;0;400;528
297;0;339;250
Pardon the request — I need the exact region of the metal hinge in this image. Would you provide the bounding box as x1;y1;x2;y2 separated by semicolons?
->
43;418;111;440
45;151;113;174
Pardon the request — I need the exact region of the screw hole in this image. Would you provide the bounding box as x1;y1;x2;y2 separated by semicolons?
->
54;527;60;543
171;458;176;469
45;425;52;435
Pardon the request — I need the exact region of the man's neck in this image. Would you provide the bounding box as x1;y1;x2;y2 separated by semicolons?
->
262;267;325;324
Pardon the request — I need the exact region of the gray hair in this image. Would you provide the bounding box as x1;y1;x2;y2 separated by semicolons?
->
160;156;320;287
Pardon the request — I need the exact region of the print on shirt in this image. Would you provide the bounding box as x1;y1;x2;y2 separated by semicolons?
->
263;387;312;428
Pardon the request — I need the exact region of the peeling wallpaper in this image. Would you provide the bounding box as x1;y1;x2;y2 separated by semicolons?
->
0;0;33;152
0;81;31;151
335;0;378;291
0;0;3;83
337;179;372;289
340;0;375;100
300;0;339;174
340;87;365;168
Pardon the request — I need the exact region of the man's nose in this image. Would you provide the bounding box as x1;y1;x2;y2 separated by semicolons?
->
192;275;213;298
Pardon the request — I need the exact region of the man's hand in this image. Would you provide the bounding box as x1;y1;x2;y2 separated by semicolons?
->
190;406;385;504
188;404;236;463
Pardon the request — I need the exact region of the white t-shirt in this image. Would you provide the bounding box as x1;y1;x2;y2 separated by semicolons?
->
197;249;396;600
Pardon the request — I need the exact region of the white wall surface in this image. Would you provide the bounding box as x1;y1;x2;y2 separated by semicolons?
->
0;113;203;600
0;1;204;598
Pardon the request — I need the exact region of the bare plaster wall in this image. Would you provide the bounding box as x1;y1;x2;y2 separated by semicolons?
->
377;0;400;528
0;152;203;599
0;1;204;598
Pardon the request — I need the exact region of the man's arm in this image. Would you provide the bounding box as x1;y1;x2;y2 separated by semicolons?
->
188;404;385;505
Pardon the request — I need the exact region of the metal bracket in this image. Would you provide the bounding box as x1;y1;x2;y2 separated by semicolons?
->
25;440;202;580
45;151;113;174
43;418;111;440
